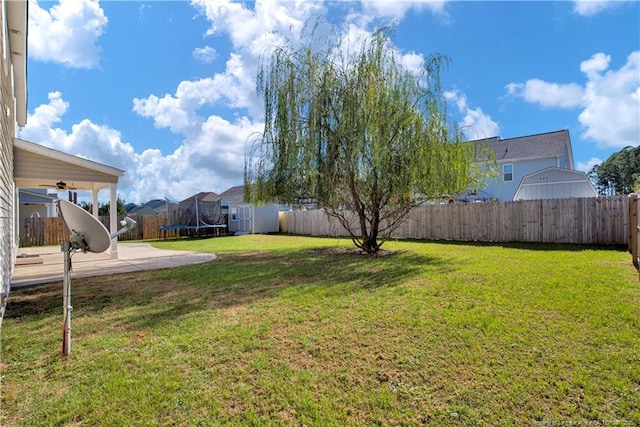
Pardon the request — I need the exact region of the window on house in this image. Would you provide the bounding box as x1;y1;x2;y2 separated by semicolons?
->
503;164;513;182
230;207;237;221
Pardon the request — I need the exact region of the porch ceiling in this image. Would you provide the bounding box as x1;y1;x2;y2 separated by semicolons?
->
13;138;125;192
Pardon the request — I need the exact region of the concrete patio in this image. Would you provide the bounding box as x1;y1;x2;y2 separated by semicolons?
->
11;242;216;288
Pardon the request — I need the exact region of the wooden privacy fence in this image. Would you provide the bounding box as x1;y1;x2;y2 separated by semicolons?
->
628;194;639;271
279;196;628;245
18;214;167;247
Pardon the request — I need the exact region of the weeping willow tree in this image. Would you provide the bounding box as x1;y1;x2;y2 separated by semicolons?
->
246;27;487;254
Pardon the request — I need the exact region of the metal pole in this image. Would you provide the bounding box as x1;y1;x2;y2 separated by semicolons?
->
62;242;72;357
195;196;199;226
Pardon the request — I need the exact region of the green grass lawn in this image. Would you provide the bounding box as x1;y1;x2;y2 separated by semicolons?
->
1;235;639;426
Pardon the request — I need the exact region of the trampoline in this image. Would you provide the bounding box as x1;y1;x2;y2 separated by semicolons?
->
160;224;227;238
160;196;227;239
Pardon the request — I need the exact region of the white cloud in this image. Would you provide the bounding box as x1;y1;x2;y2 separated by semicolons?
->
579;51;640;148
573;1;618;16
19;92;139;194
124;113;263;203
505;80;584;109
18;92;264;203
19;2;342;203
359;0;447;21
576;157;602;172
22;91;67;128
580;52;611;77
132;52;263;132
192;0;322;49
28;0;108;69
399;51;425;76
25;1;460;203
138;4;152;22
506;51;639;149
132;89;203;137
444;90;499;140
193;45;217;63
129;0;466;203
134;0;325;132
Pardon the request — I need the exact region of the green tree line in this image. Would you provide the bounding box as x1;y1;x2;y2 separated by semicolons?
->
589;146;640;196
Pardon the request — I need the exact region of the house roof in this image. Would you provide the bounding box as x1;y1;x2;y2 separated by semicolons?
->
180;191;219;204
473;130;574;168
218;185;245;200
18;189;58;204
144;199;170;210
13;138;125;191
6;0;27;127
130;206;159;216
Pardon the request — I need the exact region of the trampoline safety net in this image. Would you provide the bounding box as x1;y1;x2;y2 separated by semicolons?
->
167;199;225;227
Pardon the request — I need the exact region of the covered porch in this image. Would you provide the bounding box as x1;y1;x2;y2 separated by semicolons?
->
13;138;125;258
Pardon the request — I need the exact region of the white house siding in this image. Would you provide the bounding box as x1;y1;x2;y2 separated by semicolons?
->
18;189;58;219
0;51;16;319
557;151;571;169
19;204;47;219
0;0;27;322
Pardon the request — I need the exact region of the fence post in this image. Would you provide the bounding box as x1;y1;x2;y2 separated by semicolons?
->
631;194;640;273
629;194;637;252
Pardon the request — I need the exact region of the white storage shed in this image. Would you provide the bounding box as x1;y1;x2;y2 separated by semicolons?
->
513;167;598;200
229;204;280;234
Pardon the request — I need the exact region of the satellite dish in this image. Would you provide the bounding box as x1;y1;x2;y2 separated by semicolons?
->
56;199;137;357
57;199;111;253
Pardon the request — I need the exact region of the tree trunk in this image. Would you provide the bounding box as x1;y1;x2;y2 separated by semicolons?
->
359;217;380;254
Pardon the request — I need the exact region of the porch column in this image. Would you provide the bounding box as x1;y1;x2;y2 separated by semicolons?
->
92;190;99;217
109;183;118;259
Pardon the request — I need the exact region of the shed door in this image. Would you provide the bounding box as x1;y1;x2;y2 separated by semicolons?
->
237;205;252;232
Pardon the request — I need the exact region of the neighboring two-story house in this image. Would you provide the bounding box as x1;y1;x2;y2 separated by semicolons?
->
473;129;597;201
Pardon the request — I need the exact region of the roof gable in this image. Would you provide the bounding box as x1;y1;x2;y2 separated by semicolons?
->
180;191;219;204
218;185;244;199
144;199;169;210
13;138;125;191
18;189;58;204
472;130;572;165
130;206;159;216
520;167;590;184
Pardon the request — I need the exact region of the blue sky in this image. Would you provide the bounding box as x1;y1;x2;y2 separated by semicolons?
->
19;0;640;204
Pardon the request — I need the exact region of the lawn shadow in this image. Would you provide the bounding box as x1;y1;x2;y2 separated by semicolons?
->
5;246;454;331
397;238;629;252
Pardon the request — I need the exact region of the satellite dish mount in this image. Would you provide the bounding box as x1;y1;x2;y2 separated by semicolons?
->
57;199;136;357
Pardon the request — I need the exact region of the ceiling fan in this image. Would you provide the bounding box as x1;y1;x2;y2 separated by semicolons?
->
39;181;78;190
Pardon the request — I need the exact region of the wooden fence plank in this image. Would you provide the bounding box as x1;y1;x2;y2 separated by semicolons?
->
279;196;629;245
19;213;174;247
